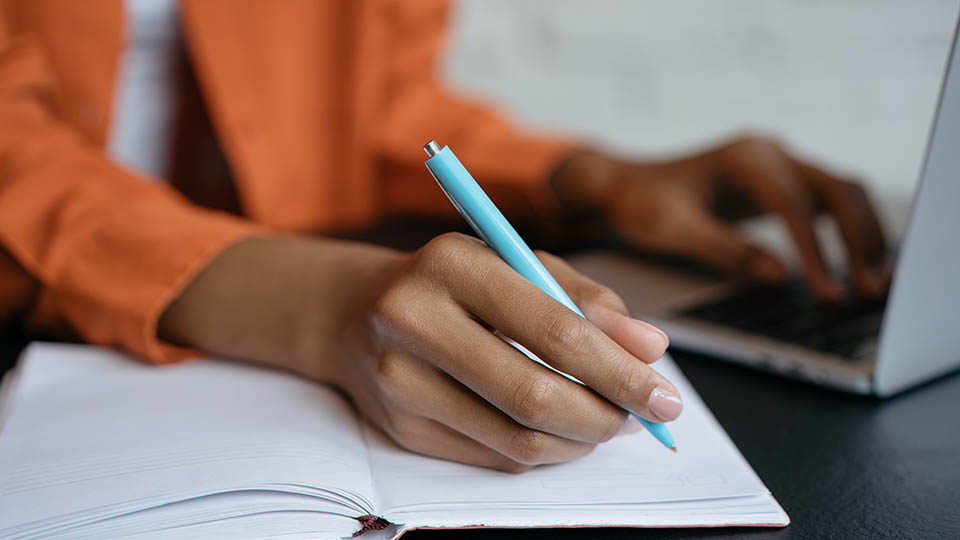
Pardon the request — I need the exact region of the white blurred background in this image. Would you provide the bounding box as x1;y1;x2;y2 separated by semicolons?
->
443;0;960;208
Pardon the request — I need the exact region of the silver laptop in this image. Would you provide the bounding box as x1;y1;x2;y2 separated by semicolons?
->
569;19;960;398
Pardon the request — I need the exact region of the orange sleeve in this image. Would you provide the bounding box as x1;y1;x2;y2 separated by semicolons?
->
0;15;261;364
375;0;577;220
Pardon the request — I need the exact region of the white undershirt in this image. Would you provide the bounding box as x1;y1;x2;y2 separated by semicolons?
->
107;0;180;180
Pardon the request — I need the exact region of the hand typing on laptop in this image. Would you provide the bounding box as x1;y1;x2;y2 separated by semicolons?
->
551;134;890;300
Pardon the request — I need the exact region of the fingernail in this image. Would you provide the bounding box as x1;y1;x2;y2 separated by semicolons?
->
751;255;787;283
648;387;683;422
631;318;669;349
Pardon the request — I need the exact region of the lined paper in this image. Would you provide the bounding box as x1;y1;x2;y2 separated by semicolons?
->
0;343;786;539
0;344;375;538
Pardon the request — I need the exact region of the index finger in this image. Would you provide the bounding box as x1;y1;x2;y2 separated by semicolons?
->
713;137;844;299
791;158;889;296
450;252;684;424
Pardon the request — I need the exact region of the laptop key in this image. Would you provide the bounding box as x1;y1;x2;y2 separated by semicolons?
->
680;282;885;359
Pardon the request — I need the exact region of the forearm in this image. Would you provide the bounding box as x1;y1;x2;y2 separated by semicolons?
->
157;235;404;384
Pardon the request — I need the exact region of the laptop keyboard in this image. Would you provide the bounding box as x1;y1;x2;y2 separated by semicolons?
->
679;281;886;359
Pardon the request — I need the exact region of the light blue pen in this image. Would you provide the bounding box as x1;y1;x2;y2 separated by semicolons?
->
423;140;676;451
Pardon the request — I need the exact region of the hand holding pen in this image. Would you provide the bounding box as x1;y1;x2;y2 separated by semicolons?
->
424;140;680;451
161;144;682;471
349;229;682;470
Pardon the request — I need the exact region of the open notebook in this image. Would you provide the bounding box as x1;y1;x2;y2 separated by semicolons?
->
0;343;788;539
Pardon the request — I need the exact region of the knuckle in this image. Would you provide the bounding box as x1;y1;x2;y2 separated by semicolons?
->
533;250;561;266
425;231;468;251
507;428;552;464
417;232;478;275
540;309;588;359
510;375;561;430
723;133;788;167
612;364;648;408
373;284;410;326
370;286;422;338
837;178;868;201
585;283;627;314
732;132;782;154
375;354;408;397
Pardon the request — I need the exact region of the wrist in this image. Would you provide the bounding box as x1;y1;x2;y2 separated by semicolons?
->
548;149;622;216
296;239;407;387
158;235;405;385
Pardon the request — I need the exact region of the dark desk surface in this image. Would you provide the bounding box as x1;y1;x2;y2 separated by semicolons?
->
2;338;957;540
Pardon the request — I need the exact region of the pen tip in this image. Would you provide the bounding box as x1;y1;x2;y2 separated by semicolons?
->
423;140;441;158
669;446;677;453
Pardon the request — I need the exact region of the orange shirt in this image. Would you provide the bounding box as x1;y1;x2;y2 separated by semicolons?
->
0;0;571;363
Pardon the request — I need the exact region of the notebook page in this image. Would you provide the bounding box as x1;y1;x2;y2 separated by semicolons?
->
41;491;366;540
368;355;775;515
0;343;376;536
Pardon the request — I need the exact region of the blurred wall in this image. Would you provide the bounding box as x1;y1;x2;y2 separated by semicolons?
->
443;0;960;200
